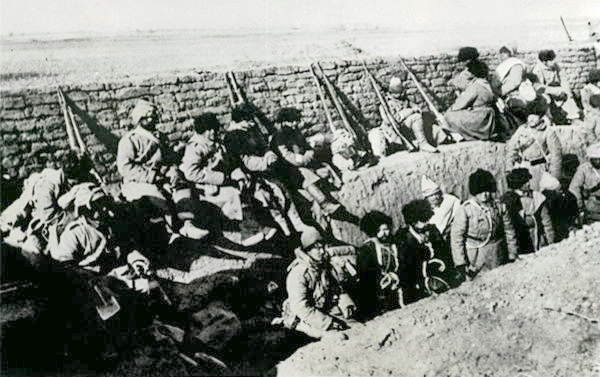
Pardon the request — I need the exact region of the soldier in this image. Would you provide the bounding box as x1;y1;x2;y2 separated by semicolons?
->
539;172;578;242
451;169;518;280
580;68;600;119
569;142;600;223
492;46;536;125
0;150;90;255
420;175;461;243
276;227;356;339
397;200;457;301
271;107;343;217
330;128;375;176
500;168;555;255
448;47;481;92
584;94;600;140
357;211;401;317
117;99;207;240
506;100;563;191
531;49;581;123
368;77;446;155
223;103;308;236
444;61;497;141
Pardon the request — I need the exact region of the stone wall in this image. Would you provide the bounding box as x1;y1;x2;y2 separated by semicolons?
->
1;45;597;181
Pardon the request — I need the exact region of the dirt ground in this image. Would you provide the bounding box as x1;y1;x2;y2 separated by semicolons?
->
276;223;600;377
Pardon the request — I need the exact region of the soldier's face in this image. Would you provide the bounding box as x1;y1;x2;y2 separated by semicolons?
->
475;191;493;203
527;114;542;128
591;158;600;169
425;192;443;208
500;52;510;61
376;224;391;241
308;243;327;263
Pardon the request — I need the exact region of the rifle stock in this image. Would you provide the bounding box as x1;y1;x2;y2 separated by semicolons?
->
361;61;416;152
399;58;451;130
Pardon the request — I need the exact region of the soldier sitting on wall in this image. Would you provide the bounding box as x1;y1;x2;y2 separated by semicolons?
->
330;129;376;177
368;77;448;155
1;150;92;260
273;227;356;339
583;94;600;140
569;142;600;224
117;99;208;241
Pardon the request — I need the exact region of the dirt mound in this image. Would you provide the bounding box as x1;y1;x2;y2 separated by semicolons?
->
276;223;600;377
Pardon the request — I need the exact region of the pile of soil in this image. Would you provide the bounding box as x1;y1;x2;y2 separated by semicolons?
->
276;223;600;377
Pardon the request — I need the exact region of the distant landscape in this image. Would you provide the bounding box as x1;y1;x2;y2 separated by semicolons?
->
1;17;598;90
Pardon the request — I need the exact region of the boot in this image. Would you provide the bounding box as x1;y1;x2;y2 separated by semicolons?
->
413;125;439;153
287;202;309;233
306;184;341;216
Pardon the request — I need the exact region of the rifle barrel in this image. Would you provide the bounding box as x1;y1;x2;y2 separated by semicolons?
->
57;88;78;151
68;106;87;153
361;61;416;151
308;64;336;133
399;58;450;130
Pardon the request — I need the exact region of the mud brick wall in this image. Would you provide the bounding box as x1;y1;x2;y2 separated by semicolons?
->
1;44;597;181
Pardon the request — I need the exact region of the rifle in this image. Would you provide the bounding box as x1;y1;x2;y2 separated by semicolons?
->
361;61;417;152
314;62;369;151
308;64;336;134
399;58;452;131
57;87;110;195
226;71;273;135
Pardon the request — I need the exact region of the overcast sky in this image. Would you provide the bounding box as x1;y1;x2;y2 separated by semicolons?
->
1;0;599;37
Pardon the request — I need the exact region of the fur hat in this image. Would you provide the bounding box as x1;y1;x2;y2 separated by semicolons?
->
589;94;600;109
468;169;497;195
402;199;434;225
506;168;532;190
388;77;404;93
193;113;220;134
527;99;549;116
587;142;600;158
421;175;441;197
458;47;479;62
301;227;324;250
467;61;489;79
588;69;600;84
274;108;302;123
539;172;561;191
538;49;556;62
131;99;156;125
360;211;393;237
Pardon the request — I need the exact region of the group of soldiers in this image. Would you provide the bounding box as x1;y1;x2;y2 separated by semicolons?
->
2;45;600;359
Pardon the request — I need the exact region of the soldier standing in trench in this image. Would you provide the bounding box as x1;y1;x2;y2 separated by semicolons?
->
569;142;600;223
451;169;518;280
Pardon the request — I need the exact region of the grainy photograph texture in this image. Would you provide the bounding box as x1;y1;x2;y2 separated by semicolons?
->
1;1;600;376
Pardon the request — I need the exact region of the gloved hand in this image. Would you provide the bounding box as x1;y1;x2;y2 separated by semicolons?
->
265;151;278;166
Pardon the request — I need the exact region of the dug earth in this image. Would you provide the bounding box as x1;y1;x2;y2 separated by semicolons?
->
277;222;600;377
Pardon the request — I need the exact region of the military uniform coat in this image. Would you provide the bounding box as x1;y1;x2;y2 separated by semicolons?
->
451;198;518;274
444;78;496;140
506;124;563;190
569;162;600;221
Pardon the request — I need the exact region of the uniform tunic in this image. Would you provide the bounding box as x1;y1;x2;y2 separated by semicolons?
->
569;162;600;221
531;61;580;120
117;126;169;204
444;78;496;140
451;198;518;274
358;237;400;314
429;194;462;241
284;249;352;338
501;190;555;253
506;124;563;191
51;217;109;269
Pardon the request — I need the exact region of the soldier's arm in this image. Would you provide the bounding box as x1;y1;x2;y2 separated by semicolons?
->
568;166;586;210
286;268;334;331
540;203;556;244
179;144;225;186
501;206;519;261
117;137;157;183
450;204;469;268
505;129;521;167
241;151;277;172
449;85;477;111
51;224;83;263
545;130;563;179
501;65;525;97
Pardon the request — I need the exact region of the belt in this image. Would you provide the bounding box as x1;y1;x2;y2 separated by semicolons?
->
289;316;301;330
528;157;547;166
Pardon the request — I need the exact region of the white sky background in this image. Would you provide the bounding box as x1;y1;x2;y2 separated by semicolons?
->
1;0;599;37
